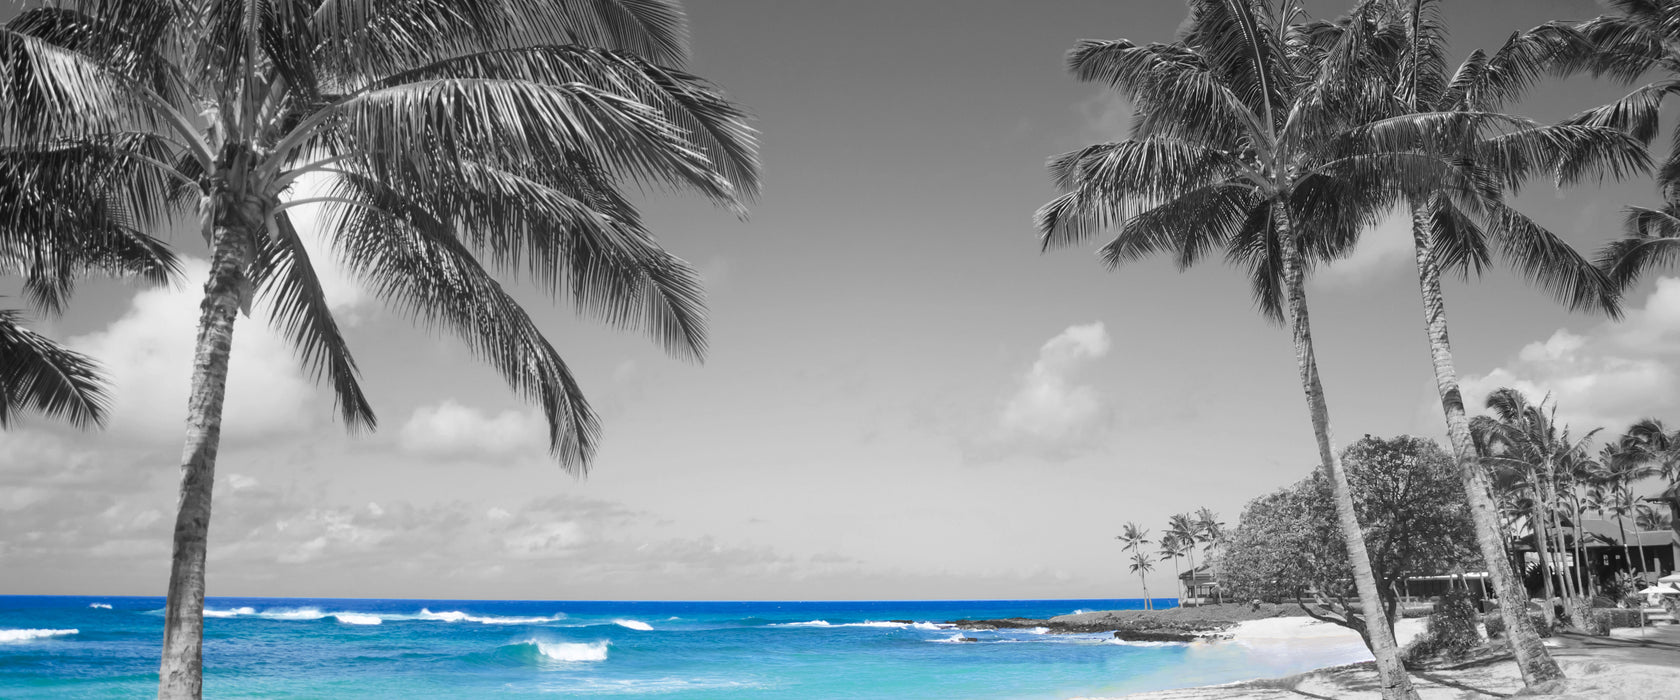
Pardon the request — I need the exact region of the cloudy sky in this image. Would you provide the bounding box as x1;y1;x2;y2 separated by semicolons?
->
4;0;1678;601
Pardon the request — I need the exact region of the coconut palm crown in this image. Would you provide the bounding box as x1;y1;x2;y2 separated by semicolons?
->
2;1;758;698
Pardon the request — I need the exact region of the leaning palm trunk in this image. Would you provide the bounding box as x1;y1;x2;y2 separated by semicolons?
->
1618;517;1637;577
1278;208;1416;700
159;215;254;699
1408;207;1564;682
1542;483;1584;626
1573;504;1591;598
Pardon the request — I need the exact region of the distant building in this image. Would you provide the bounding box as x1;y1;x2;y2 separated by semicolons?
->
1574;518;1680;584
1177;566;1219;607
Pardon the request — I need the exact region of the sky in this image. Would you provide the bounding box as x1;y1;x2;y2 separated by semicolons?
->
4;0;1680;601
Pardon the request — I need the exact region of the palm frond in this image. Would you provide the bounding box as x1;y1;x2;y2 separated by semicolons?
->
328;175;603;468
1098;184;1260;270
252;209;376;430
0;307;108;429
1485;205;1621;317
1598;204;1680;292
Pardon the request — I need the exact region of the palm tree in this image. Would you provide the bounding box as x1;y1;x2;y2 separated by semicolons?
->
1194;507;1225;604
1;3;759;698
1129;551;1156;610
1037;3;1483;695
1166;513;1201;601
1158;532;1190;604
1620;419;1680;546
1472;389;1599;628
0;309;110;428
1377;0;1644;682
1117;521;1152;609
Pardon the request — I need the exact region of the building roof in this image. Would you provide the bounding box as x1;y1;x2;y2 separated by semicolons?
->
1576;519;1679;548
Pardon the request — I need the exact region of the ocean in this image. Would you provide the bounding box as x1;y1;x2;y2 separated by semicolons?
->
0;596;1365;698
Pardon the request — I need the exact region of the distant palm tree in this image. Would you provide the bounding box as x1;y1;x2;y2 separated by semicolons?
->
1194;507;1225;605
1473;389;1598;627
1117;521;1152;609
1166;513;1200;600
1637;502;1673;533
1158;533;1189;604
1619;420;1680;546
0;2;759;698
1129;551;1156;609
1379;0;1642;682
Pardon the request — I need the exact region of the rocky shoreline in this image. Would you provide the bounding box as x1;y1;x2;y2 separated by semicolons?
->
946;603;1307;643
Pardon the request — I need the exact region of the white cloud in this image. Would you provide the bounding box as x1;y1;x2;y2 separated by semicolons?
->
67;258;319;442
997;322;1112;445
1313;209;1415;288
398;400;547;460
1459;278;1680;431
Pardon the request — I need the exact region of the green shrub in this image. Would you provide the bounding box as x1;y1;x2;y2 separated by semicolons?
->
1403;591;1483;664
1483;609;1553;639
1597;608;1642;629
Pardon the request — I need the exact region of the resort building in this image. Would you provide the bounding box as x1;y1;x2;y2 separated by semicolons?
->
1177;567;1221;607
1574;518;1680;585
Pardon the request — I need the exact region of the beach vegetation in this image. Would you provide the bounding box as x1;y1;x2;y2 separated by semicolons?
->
0;1;759;697
1222;435;1478;651
1401;589;1482;666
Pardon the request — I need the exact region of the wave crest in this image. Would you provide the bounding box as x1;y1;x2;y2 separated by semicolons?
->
613;619;652;631
0;628;78;643
88;603;112;610
417;609;563;625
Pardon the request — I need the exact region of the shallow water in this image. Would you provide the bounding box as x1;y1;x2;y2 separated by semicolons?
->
0;596;1361;699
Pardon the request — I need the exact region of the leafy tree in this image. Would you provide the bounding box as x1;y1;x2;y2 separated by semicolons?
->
1223;435;1478;651
0;2;759;698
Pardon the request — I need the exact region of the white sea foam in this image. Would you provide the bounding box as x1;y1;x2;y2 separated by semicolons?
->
203;607;256;618
259;608;327;621
931;633;972;644
88;603;112;610
772;620;831;627
529;640;609;662
333;613;383;625
911;622;945;630
614;619;653;631
0;628;78;643
416;609;562;625
1104;638;1186;647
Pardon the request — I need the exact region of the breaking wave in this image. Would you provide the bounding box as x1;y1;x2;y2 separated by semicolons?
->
614;619;653;631
88;603;112;610
415;609;563;625
0;628;78;643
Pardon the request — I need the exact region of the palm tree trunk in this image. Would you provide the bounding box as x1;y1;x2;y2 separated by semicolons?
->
1140;573;1151;611
1573;502;1591;599
1530;498;1559;628
1277;207;1416;700
1186;548;1197;606
1618;516;1636;578
158;219;252;700
1542;484;1582;626
1170;557;1182;606
1211;544;1223;605
1407;204;1562;682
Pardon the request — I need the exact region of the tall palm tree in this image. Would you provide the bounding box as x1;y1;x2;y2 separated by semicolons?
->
1036;3;1494;695
1117;521;1152;609
1619;419;1680;546
1129;551;1156;609
1194;507;1225;604
1158;532;1189;604
1376;0;1645;682
1;2;759;698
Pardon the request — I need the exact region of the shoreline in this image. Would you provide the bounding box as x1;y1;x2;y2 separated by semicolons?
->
948;602;1315;642
1041;612;1680;699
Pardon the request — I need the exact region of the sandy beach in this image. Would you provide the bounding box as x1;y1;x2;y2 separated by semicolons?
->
1085;619;1680;699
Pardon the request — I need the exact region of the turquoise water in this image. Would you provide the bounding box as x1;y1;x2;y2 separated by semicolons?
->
2;596;1344;698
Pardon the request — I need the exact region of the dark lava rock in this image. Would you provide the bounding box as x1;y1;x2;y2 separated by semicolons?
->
888;620;914;625
1111;629;1203;643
